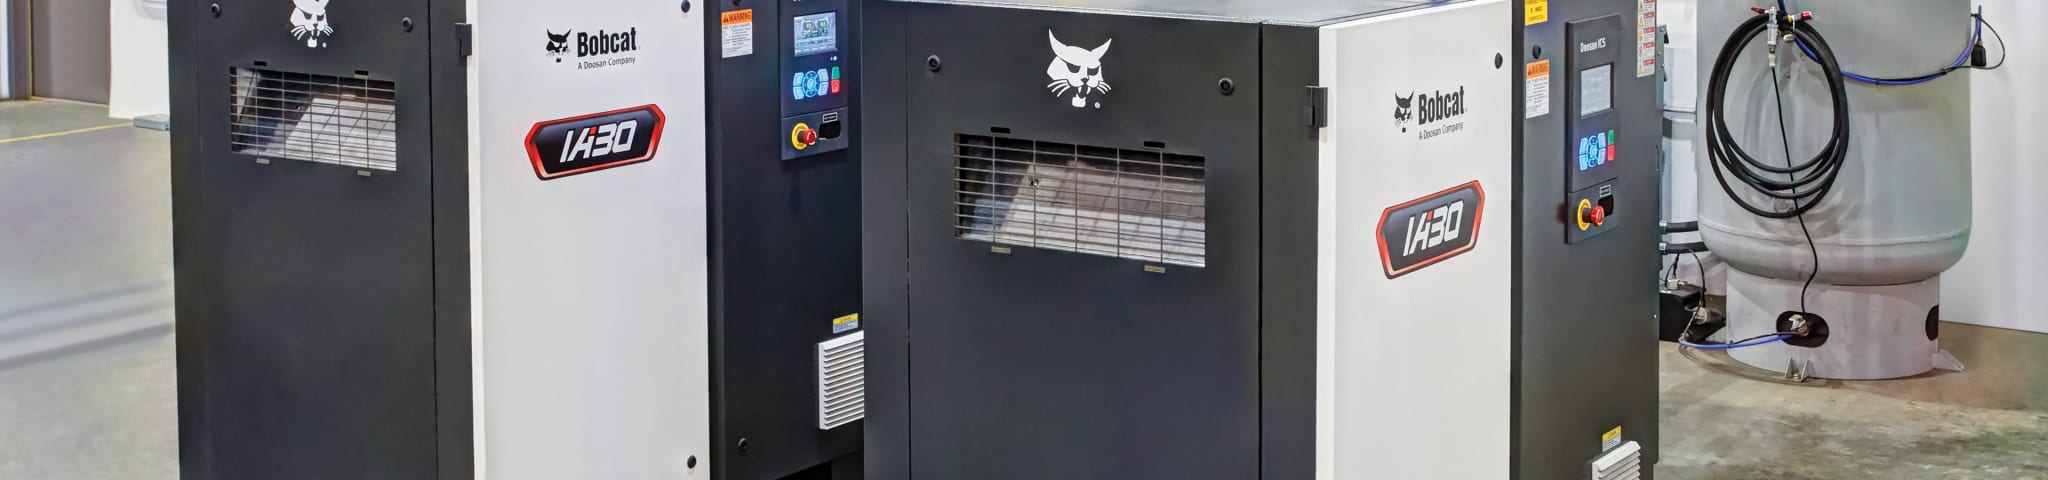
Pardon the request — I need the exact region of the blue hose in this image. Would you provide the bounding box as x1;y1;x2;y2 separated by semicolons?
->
1781;3;1984;86
1679;334;1792;351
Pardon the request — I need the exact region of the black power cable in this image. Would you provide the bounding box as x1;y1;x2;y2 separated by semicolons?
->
1703;13;1852;220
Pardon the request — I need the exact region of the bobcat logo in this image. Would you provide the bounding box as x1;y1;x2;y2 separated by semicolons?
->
1045;31;1112;109
546;30;572;62
1393;93;1415;131
288;0;333;48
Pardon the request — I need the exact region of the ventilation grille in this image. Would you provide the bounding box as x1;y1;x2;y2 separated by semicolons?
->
1590;441;1643;480
228;68;399;171
953;134;1207;267
818;331;865;430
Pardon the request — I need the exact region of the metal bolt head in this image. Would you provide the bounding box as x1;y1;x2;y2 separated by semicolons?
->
401;17;414;32
209;3;221;17
1218;77;1235;96
681;0;692;13
927;55;943;72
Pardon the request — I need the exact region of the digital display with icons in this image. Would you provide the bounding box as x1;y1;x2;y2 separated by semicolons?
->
1579;64;1613;116
793;12;838;57
1576;129;1616;172
791;66;841;100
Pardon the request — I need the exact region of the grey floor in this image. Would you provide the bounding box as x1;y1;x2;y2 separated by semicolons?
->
0;99;178;479
1;98;2044;479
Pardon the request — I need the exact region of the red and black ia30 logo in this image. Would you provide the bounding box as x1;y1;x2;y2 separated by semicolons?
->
525;104;665;180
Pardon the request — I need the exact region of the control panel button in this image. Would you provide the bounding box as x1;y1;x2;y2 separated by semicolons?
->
791;123;817;150
1576;199;1595;231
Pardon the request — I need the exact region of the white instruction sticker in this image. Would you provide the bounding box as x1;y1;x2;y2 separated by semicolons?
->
1526;60;1552;119
1636;0;1658;77
721;9;755;58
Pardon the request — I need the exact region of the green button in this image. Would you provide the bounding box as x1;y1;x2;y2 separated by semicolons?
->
831;66;841;79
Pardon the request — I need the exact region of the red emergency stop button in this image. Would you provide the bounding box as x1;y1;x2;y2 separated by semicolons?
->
1589;205;1607;227
791;123;816;150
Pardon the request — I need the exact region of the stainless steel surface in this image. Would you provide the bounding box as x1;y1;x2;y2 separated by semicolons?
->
890;0;1432;25
27;0;111;103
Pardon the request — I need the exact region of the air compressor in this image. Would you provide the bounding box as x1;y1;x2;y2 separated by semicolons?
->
858;0;1660;478
169;0;862;478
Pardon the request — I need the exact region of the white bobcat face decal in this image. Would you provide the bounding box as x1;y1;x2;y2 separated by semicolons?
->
1045;31;1112;109
290;0;333;48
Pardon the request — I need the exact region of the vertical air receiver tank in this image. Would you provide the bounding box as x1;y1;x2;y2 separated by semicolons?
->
1696;0;1971;379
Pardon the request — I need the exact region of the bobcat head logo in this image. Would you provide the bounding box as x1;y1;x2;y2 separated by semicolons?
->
289;0;333;48
1393;93;1415;131
546;30;572;61
1045;31;1112;109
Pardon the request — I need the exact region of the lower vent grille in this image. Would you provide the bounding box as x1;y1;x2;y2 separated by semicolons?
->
818;331;865;430
1591;441;1643;480
228;68;399;171
953;134;1208;267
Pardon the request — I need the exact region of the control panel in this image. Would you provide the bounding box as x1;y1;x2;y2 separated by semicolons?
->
1565;15;1625;243
780;1;851;160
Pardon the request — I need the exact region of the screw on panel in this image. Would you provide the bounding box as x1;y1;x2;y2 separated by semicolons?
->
736;438;749;452
401;17;414;32
927;56;943;72
681;0;692;13
209;3;220;17
1532;45;1543;59
1218;77;1235;96
686;455;698;469
1495;53;1504;69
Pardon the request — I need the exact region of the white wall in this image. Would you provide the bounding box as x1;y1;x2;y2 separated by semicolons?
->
1948;0;2047;334
107;0;167;119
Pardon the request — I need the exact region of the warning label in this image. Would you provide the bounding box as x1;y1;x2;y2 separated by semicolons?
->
1526;60;1551;119
1525;0;1549;26
1636;0;1658;77
721;9;755;58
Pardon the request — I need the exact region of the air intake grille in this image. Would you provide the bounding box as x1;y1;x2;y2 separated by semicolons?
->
1590;441;1643;480
954;134;1207;267
228;68;399;171
818;331;865;430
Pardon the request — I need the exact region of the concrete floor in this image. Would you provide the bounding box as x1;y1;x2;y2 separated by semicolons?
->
1658;325;2048;479
0;98;2044;478
0;99;178;479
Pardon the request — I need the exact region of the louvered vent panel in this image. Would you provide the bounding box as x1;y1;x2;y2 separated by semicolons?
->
818;331;865;430
1590;441;1643;480
228;68;399;171
954;134;1207;267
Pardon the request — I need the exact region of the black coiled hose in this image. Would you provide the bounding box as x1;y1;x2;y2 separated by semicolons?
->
1704;13;1852;219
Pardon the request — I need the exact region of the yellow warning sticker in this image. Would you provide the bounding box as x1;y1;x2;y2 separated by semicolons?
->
832;313;860;334
1525;60;1552;119
1602;426;1624;451
1526;0;1549;25
720;9;755;58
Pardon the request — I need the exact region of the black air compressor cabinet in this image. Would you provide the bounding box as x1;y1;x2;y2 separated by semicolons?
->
171;0;449;477
172;0;863;478
901;5;1265;478
1519;0;1664;478
863;1;1536;479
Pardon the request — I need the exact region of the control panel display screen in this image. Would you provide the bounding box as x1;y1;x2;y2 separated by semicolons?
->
1579;64;1613;116
793;12;838;57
